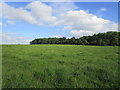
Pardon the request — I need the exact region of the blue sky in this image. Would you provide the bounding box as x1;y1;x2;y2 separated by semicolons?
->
1;2;118;44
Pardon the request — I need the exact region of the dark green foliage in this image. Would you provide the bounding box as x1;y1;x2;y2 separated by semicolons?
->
30;31;120;46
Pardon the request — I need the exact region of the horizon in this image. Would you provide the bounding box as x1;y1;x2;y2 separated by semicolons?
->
0;1;118;44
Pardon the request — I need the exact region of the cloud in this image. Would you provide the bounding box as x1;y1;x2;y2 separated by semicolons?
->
0;32;31;44
96;8;107;17
1;2;42;26
6;20;15;24
71;30;94;37
51;35;62;38
50;2;78;15
99;8;107;11
0;22;3;26
62;26;72;30
60;10;117;37
1;2;78;26
26;1;57;25
1;2;57;26
1;2;118;38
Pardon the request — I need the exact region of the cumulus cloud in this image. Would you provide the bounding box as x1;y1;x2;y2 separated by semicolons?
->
1;1;57;26
60;10;117;37
71;30;94;37
26;1;57;25
62;26;72;30
1;2;118;38
0;2;42;26
50;2;78;15
0;32;31;44
1;2;78;26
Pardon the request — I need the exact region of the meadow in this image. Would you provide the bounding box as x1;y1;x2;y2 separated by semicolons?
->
2;45;119;88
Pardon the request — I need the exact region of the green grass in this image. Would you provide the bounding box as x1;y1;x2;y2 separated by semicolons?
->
2;45;119;88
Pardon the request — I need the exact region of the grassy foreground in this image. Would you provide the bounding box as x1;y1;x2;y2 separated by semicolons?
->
2;45;119;88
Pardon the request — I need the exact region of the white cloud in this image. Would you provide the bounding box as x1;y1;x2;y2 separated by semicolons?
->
0;32;31;44
51;35;62;38
1;2;48;26
60;10;117;37
6;20;15;24
26;1;57;25
0;2;78;27
96;8;107;18
1;1;58;26
50;2;78;15
100;8;107;11
1;2;118;38
62;26;72;30
0;22;3;26
71;30;94;37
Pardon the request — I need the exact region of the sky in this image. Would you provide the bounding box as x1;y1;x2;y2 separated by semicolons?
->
0;1;118;44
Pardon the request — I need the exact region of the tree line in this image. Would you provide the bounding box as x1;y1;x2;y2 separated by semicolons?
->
30;31;120;46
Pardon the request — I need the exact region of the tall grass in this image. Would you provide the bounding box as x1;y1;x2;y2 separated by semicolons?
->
2;45;119;88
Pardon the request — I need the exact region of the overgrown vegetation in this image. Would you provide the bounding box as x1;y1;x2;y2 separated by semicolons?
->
30;31;120;46
2;45;119;88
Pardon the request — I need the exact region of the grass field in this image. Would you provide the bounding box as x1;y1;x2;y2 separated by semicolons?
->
2;45;119;88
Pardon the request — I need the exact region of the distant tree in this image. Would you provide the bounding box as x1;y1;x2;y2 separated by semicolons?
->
98;39;102;46
30;31;120;46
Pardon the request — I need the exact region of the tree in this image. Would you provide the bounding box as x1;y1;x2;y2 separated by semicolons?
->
98;39;102;46
30;31;119;46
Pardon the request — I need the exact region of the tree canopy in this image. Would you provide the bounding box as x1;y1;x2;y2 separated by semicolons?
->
30;31;120;46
